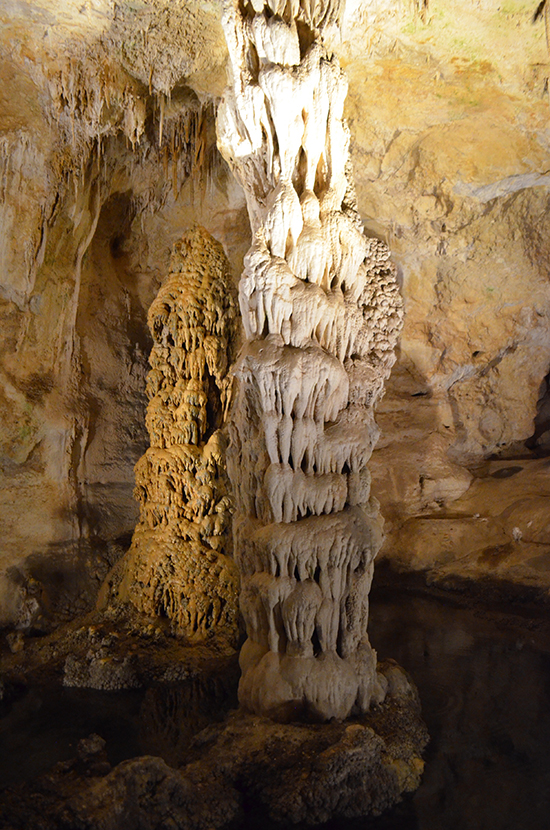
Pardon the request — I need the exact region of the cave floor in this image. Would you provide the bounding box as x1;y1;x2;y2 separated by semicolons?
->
1;578;550;829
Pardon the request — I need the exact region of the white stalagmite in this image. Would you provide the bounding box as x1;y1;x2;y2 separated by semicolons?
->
218;0;404;720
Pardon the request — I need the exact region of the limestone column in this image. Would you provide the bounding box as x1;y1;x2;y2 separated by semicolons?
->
217;0;404;720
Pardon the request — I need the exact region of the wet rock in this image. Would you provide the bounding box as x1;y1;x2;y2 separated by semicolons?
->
0;659;425;829
56;662;426;829
75;735;112;778
63;652;140;691
6;631;25;654
77;735;107;763
61;756;241;830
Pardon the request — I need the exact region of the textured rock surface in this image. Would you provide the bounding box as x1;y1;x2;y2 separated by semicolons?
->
218;0;403;720
0;608;240;694
376;455;550;596
0;0;248;628
100;227;240;641
345;1;550;592
0;662;427;830
1;0;550;624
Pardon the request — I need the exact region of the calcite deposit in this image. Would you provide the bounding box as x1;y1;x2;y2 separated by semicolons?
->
218;0;403;720
0;659;428;830
1;0;550;639
102;226;240;640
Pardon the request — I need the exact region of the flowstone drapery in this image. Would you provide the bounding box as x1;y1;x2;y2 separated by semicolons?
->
218;0;404;720
104;226;240;640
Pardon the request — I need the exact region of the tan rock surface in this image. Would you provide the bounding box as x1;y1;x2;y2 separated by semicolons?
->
1;0;550;624
101;226;240;641
377;456;550;593
0;1;247;626
342;2;550;589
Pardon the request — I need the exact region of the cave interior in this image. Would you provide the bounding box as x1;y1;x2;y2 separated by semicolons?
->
1;1;550;828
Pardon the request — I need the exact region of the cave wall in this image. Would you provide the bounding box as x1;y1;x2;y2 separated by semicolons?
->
0;0;249;626
340;0;550;585
1;0;549;626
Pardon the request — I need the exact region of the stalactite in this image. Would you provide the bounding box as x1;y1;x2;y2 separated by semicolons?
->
218;0;404;720
105;226;240;641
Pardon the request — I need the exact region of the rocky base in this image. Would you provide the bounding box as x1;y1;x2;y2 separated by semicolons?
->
0;661;427;830
0;606;240;693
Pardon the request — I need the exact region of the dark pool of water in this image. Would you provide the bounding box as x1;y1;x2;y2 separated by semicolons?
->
0;674;238;787
368;591;550;830
2;592;550;830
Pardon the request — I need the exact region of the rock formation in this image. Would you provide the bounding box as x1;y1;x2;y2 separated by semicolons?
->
1;0;550;627
0;665;428;830
217;0;403;720
102;226;240;641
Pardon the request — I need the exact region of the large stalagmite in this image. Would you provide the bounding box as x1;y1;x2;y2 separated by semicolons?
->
218;0;404;719
101;227;240;641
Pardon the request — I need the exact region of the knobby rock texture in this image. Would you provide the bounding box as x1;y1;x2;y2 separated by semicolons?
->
1;0;550;627
218;0;403;720
101;227;240;640
0;661;428;830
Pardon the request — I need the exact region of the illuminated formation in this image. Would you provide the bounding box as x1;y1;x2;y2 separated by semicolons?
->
113;226;240;640
218;0;404;719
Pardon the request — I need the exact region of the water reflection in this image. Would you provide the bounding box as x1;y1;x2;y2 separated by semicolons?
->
2;594;550;830
138;674;239;767
369;592;550;830
0;670;238;787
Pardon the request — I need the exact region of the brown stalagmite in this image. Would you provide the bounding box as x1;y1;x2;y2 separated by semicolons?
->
101;226;240;641
217;0;404;720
